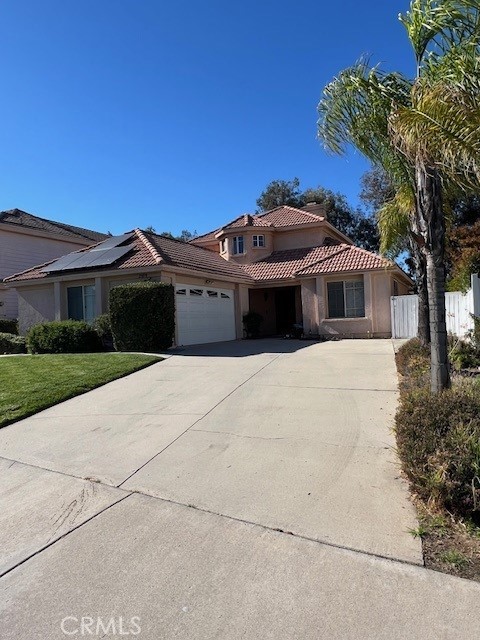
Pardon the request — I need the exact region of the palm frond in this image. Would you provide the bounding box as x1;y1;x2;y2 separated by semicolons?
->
377;186;414;255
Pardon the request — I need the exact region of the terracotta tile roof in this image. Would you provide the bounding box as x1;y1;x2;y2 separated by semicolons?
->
4;229;252;283
241;244;393;281
253;206;325;227
192;205;326;244
0;208;108;243
145;232;252;279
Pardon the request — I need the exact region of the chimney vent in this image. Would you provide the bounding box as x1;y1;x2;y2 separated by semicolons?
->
302;202;327;218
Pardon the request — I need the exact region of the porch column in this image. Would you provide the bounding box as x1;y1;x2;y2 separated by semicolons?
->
235;284;250;339
363;273;374;334
53;281;62;321
316;276;326;330
300;279;319;335
94;277;105;318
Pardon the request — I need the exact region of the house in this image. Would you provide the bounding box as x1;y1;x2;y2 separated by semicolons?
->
0;209;107;319
3;204;412;344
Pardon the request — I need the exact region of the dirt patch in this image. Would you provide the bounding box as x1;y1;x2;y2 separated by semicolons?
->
414;499;480;582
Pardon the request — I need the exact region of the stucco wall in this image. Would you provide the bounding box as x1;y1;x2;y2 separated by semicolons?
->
17;285;55;335
299;272;396;339
0;229;87;319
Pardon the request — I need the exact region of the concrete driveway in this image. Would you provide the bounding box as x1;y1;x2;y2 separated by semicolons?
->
1;339;479;639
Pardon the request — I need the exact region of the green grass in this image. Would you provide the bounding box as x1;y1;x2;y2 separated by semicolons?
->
0;353;161;428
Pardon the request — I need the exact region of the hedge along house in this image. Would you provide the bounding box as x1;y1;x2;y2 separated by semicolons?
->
4;205;412;345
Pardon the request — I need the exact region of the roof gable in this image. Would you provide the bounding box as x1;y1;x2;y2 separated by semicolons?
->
192;205;326;244
241;244;394;281
4;228;253;283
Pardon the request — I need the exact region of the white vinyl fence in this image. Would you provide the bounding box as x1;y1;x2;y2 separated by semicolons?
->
391;274;480;339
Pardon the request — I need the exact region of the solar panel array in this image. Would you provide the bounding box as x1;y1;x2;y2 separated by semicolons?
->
42;233;135;273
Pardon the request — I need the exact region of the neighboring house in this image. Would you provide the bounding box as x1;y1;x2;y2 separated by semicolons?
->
4;204;412;344
0;209;107;319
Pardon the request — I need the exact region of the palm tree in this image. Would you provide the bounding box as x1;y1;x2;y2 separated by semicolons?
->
317;0;480;393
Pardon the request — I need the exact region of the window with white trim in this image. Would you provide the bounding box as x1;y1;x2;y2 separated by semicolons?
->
67;285;96;323
253;234;265;248
327;280;365;318
232;236;244;255
220;239;227;254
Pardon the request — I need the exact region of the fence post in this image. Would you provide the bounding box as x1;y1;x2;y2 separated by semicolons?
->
472;274;480;318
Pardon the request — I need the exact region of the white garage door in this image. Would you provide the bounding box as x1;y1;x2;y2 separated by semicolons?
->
175;284;236;346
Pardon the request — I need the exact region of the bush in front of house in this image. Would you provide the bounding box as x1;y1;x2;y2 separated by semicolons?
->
0;318;18;335
109;282;175;352
395;383;480;521
0;332;26;354
27;320;102;354
395;337;430;393
242;311;263;338
93;313;114;350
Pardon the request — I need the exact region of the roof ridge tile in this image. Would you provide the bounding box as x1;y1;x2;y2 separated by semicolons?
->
135;228;163;264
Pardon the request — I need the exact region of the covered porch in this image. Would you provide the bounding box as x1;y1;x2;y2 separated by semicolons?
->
248;284;303;336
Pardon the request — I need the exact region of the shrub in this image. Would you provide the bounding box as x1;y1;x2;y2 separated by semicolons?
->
27;320;102;354
243;311;263;338
396;383;480;521
94;314;113;350
0;318;18;335
395;338;430;393
449;338;480;370
0;332;26;354
109;282;174;352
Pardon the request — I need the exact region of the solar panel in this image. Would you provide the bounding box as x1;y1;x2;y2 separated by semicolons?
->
42;234;135;273
83;245;133;268
90;232;134;252
42;251;93;273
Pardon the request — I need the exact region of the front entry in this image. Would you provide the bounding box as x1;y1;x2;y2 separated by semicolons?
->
248;285;302;336
274;287;297;334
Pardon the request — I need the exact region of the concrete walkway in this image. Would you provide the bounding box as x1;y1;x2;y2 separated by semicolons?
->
1;339;479;638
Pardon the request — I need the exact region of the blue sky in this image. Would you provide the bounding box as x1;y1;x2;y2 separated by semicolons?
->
0;1;414;236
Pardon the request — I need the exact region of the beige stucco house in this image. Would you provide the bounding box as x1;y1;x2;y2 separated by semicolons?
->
4;204;412;344
0;209;107;319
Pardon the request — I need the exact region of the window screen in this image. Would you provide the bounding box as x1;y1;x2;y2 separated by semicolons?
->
327;282;345;318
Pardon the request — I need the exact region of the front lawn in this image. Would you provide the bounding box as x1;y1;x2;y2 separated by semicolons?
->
0;353;161;428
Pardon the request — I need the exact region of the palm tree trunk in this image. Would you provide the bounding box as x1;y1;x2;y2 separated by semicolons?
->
409;237;430;346
415;161;450;392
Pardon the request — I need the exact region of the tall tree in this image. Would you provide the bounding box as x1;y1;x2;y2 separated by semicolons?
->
256;178;303;211
361;167;431;344
318;0;480;393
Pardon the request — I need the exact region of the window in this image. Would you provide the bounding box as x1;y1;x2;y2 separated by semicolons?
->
207;290;218;298
67;285;96;323
253;235;265;248
220;239;227;254
232;236;244;255
190;288;203;296
327;280;365;318
176;288;187;296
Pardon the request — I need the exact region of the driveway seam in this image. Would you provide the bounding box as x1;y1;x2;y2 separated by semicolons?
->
117;354;284;488
123;490;426;569
0;455;128;489
0;492;133;580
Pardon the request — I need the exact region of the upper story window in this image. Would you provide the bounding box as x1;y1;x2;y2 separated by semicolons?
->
220;238;227;254
67;285;95;323
232;236;244;255
253;235;265;248
327;280;365;319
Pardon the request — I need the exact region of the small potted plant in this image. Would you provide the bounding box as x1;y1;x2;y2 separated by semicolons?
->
242;312;263;339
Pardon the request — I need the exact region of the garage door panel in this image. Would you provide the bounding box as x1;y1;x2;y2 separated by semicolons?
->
175;285;236;346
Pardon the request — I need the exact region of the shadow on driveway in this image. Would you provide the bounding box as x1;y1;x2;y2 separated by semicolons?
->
166;338;319;358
